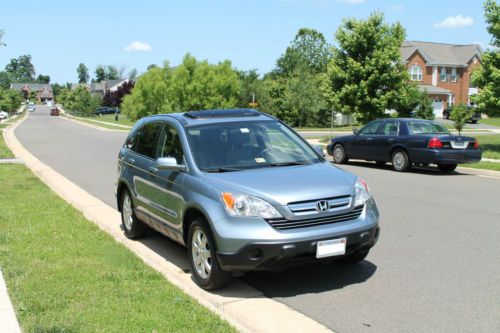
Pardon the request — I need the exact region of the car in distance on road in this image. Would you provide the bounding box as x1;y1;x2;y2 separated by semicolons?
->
50;107;60;116
95;106;119;115
0;110;8;120
442;107;481;123
116;109;380;290
327;118;482;173
27;103;35;112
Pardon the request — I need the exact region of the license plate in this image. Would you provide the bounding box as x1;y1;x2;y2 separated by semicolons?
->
451;141;466;149
316;238;346;258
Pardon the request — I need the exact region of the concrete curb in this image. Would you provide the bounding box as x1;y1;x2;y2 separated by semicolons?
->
0;269;21;333
4;113;333;333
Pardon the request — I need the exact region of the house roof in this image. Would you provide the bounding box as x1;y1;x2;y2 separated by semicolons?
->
417;84;452;95
401;41;481;66
10;83;52;91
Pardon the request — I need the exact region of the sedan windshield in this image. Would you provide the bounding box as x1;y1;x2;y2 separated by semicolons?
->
408;121;449;135
186;121;321;172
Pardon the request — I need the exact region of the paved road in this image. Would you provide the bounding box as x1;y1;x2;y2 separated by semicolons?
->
16;106;500;333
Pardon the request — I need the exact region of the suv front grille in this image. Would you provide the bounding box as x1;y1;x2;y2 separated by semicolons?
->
288;195;352;216
266;205;364;230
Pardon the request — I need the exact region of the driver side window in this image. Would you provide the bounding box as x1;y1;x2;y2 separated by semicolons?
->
359;121;382;136
156;123;185;164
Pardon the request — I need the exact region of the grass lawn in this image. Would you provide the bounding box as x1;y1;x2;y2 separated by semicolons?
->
65;113;134;129
476;134;500;160
0;163;235;332
0;133;14;158
481;117;500;127
294;126;358;132
460;162;500;172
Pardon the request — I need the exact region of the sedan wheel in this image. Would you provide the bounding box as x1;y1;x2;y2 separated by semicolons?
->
438;163;457;173
333;144;348;164
392;150;411;172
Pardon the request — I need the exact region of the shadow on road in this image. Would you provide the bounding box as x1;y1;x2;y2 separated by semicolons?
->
341;161;473;177
242;260;377;298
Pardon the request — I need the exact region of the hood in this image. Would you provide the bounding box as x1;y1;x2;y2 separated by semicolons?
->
202;162;356;206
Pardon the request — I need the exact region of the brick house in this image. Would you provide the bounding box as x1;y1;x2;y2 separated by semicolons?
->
400;41;482;117
10;83;54;103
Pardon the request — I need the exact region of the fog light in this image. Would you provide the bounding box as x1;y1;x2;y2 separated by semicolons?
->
247;248;262;260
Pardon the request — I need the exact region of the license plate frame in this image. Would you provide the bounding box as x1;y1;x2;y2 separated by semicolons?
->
451;141;467;149
316;238;346;258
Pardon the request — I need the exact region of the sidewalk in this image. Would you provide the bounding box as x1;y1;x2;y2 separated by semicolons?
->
0;268;22;333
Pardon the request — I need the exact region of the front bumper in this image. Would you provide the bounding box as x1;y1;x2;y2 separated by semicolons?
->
409;148;482;164
216;225;380;271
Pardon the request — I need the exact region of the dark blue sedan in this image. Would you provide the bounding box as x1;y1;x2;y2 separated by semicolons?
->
326;118;482;172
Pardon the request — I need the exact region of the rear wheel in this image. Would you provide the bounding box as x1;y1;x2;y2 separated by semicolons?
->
392;149;411;172
332;144;348;164
121;190;147;239
188;219;232;290
438;163;457;173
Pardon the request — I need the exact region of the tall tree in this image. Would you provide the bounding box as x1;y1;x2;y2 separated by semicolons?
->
321;13;410;123
36;74;50;84
94;65;120;81
77;63;89;84
128;68;138;80
5;55;35;82
95;66;106;82
472;0;500;116
0;29;5;47
0;71;11;89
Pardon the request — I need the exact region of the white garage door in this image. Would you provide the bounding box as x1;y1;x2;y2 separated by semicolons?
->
433;98;443;118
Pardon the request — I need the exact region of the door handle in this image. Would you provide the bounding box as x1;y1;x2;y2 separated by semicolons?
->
128;158;135;164
388;138;394;142
366;137;373;141
149;166;158;174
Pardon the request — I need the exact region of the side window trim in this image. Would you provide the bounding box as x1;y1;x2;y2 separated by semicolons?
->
127;121;162;161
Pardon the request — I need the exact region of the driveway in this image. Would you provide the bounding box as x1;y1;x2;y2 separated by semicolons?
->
15;106;500;333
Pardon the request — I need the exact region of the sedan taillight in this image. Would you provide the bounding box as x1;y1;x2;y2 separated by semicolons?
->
473;139;479;149
428;137;443;149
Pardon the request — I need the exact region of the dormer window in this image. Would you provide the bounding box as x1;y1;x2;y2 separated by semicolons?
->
410;65;422;81
440;67;447;82
451;68;457;82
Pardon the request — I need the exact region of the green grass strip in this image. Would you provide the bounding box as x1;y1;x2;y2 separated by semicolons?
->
0;164;235;333
461;162;500;171
0;133;14;158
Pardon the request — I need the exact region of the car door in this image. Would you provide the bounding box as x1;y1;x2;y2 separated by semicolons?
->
145;122;186;235
371;120;401;162
127;122;162;221
350;120;383;160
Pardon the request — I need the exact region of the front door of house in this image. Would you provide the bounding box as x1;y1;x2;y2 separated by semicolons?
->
432;98;443;118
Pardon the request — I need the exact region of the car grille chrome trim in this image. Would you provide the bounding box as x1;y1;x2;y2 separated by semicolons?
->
266;205;364;230
288;195;352;215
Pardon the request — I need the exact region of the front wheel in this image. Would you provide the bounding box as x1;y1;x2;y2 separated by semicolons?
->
188;219;232;290
332;144;348;164
438;163;457;173
120;190;147;239
392;150;411;172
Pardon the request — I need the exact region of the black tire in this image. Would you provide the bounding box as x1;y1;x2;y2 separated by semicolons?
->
332;144;348;164
120;190;147;239
438;163;457;173
391;149;411;172
340;249;369;264
188;219;232;290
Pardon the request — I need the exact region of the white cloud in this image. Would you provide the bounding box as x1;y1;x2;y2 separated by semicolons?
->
391;4;404;12
433;15;474;29
124;41;152;52
338;0;366;4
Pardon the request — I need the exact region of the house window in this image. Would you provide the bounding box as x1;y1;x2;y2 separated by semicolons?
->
410;65;422;81
440;67;447;82
451;68;457;82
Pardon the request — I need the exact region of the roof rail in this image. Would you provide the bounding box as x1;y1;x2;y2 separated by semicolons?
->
184;109;260;119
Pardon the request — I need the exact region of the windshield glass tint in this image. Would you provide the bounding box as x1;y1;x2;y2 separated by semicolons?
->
186;121;320;171
408;121;449;135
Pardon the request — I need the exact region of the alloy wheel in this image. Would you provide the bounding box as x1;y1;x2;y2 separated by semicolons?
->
191;229;212;279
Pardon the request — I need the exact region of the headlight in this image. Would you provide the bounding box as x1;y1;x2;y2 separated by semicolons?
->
354;178;371;207
221;193;282;218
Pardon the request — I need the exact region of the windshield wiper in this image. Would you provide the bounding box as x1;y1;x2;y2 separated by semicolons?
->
204;167;243;173
267;161;311;167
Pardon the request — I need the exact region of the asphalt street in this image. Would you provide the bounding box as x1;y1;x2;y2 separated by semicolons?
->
15;106;500;333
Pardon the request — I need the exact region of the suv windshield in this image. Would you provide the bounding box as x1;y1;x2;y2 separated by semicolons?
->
186;121;321;171
408;121;449;135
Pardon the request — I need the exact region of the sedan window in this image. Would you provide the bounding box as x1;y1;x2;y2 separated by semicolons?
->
408;121;449;135
382;121;399;135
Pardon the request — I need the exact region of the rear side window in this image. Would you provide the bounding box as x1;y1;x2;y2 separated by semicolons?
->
382;121;400;135
408;121;449;135
130;123;161;158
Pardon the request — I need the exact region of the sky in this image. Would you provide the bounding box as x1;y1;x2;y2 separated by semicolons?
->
0;0;492;84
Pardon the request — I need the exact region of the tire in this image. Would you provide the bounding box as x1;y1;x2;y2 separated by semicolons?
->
391;149;411;172
438;163;457;173
340;249;369;264
120;190;147;239
188;219;232;290
332;144;348;164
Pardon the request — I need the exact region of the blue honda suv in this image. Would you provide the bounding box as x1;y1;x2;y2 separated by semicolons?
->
116;109;380;290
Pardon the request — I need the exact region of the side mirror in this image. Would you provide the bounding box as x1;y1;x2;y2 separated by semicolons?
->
313;145;325;157
353;128;360;135
156;157;186;172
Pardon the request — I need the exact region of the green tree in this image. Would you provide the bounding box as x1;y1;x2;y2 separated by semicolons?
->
0;71;11;89
236;69;273;111
77;63;89;84
128;68;138;80
396;84;434;120
322;12;410;124
61;86;101;116
94;65;120;81
36;74;50;84
0;89;23;113
471;0;500;116
450;104;473;135
5;55;35;82
51;83;65;100
0;29;5;47
95;66;106;82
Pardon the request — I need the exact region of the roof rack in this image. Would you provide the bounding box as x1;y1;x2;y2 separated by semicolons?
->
184;109;260;119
